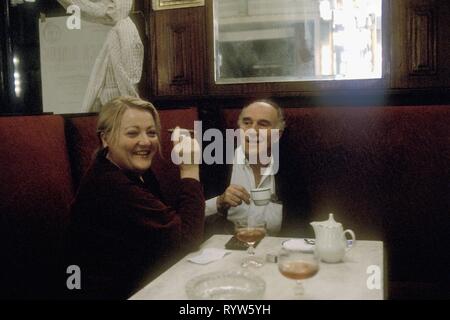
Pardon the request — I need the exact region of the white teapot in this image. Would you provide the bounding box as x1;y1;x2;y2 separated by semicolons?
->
310;213;356;263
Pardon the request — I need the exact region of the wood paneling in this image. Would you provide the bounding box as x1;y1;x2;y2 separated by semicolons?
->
391;0;450;88
146;0;450;103
169;25;189;85
410;6;436;75
152;7;206;97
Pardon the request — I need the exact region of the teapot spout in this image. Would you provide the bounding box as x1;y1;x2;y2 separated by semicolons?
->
310;221;321;238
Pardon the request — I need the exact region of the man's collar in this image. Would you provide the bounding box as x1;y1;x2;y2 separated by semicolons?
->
235;145;275;175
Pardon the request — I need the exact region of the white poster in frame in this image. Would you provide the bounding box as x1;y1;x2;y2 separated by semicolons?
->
152;0;205;11
39;16;111;114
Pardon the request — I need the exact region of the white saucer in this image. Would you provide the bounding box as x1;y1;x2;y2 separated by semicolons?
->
282;239;315;252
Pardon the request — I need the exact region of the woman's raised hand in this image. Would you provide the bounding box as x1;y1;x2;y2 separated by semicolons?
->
170;127;201;180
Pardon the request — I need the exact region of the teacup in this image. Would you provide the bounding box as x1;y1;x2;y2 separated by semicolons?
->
250;187;271;206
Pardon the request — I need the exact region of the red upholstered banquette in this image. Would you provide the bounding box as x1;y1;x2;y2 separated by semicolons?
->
0;107;198;299
1;105;449;299
223;106;450;299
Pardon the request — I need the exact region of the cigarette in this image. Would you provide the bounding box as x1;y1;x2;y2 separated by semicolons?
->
167;128;194;133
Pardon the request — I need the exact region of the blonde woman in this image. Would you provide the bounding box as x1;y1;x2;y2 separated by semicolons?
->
66;96;204;299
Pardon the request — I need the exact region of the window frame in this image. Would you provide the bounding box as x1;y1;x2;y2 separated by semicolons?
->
205;0;391;97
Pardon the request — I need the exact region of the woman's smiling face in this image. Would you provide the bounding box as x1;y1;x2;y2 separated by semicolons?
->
103;107;159;174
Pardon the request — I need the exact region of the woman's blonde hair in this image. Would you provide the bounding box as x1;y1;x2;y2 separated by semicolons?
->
97;96;161;153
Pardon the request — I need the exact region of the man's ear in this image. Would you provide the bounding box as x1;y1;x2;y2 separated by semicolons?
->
100;132;108;148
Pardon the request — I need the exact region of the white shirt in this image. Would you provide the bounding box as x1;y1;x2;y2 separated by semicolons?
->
205;146;283;235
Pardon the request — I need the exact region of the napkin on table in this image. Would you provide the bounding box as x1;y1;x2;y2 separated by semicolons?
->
188;248;232;265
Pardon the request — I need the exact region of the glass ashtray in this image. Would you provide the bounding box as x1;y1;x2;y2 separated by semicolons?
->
185;270;266;300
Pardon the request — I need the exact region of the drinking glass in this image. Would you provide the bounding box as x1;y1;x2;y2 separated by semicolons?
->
234;217;267;268
278;248;319;295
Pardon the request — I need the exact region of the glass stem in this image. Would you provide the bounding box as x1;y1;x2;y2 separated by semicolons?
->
294;281;304;295
247;244;255;255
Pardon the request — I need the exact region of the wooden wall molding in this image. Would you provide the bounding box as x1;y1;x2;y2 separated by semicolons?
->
168;24;190;85
152;7;206;96
390;0;450;89
409;5;437;75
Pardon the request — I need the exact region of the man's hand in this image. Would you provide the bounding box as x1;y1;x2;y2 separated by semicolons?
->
217;184;251;215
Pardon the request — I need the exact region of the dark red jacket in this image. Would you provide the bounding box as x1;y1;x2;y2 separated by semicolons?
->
66;150;204;299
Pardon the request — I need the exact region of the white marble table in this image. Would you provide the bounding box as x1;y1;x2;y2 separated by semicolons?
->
130;235;384;300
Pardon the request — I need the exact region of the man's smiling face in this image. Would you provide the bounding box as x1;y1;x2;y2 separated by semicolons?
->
238;102;281;164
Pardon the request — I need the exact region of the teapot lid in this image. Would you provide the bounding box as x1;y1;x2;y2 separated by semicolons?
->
320;213;342;228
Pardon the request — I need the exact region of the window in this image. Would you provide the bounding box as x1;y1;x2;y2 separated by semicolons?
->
214;0;382;84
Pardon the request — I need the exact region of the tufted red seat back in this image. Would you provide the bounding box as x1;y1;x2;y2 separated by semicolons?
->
223;105;450;298
0;115;74;298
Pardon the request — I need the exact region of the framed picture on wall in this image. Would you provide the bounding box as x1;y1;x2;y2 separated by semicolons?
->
39;16;111;114
152;0;205;11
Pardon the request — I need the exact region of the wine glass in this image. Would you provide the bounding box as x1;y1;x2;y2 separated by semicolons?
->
278;248;319;296
234;217;267;268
